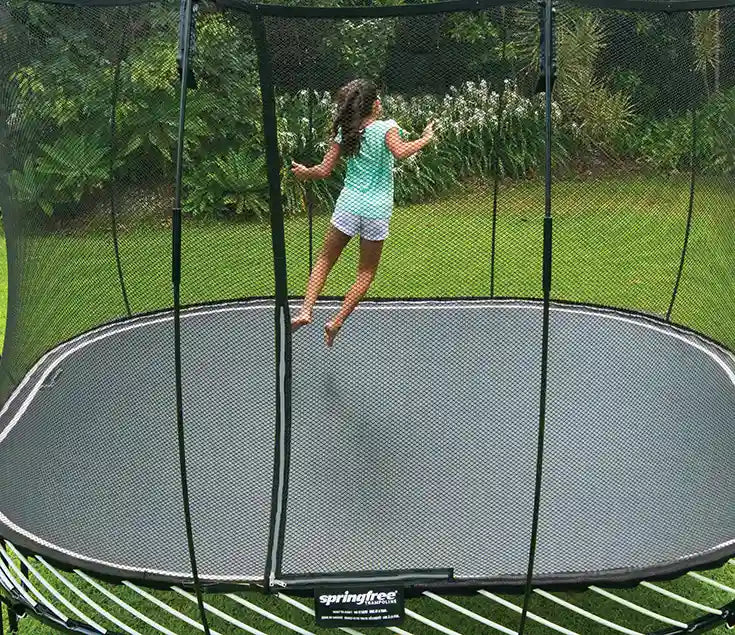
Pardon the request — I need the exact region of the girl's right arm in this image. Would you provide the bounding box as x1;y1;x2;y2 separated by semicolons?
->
386;121;434;160
291;142;341;181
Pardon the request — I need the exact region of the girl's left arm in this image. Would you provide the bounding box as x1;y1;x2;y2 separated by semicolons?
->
291;143;341;181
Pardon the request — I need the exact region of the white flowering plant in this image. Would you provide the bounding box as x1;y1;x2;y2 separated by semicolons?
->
385;80;556;203
275;80;569;214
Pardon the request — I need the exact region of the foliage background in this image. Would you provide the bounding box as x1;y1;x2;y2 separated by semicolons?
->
0;7;734;633
1;0;733;223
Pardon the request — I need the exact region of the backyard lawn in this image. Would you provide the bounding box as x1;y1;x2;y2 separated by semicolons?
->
1;174;734;634
7;174;735;370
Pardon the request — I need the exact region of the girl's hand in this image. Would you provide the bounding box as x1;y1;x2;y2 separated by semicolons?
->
291;161;310;181
422;120;435;142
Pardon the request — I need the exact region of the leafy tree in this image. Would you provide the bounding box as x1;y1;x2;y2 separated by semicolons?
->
555;10;633;154
692;10;722;96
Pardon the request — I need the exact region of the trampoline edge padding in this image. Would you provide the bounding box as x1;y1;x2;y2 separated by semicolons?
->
0;298;733;590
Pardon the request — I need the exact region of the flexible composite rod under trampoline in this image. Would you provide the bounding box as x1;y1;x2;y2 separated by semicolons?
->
2;542;734;635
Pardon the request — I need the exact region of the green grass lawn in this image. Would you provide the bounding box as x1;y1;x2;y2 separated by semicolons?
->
6;173;735;378
2;558;734;635
2;173;734;634
0;229;6;350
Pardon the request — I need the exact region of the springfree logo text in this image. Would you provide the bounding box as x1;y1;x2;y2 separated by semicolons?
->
318;590;399;607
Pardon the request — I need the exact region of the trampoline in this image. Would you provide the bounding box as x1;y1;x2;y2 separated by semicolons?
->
2;0;735;631
0;299;733;589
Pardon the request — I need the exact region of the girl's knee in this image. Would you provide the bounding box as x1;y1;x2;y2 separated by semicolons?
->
359;269;376;285
318;250;340;268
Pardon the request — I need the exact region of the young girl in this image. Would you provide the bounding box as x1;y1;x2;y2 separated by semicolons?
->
290;78;435;346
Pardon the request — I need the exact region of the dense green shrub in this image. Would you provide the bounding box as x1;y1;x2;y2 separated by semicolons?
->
620;87;735;173
2;0;734;221
388;81;556;203
273;81;563;214
4;1;183;213
555;11;635;154
7;134;110;215
4;2;262;216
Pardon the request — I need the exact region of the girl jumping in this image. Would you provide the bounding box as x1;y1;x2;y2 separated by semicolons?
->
290;78;435;346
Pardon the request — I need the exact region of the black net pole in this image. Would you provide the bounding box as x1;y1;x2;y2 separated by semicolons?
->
172;0;210;632
252;12;293;590
666;108;698;322
307;87;315;274
109;35;132;318
489;7;508;298
518;0;554;632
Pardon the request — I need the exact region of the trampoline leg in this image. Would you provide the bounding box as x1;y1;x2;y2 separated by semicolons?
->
7;606;19;635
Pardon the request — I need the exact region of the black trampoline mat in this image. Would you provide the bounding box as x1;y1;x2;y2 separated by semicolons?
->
0;299;733;586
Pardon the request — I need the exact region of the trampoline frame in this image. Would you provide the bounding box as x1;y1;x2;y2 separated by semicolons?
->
2;541;735;635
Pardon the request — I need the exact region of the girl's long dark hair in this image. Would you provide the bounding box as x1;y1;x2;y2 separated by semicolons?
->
332;79;378;157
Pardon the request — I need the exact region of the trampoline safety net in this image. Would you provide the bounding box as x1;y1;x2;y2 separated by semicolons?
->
0;0;734;597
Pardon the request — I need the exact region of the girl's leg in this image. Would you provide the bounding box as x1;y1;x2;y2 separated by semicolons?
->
325;237;384;347
292;225;351;330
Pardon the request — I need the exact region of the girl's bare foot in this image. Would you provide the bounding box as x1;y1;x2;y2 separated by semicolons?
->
324;320;342;347
291;311;312;332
